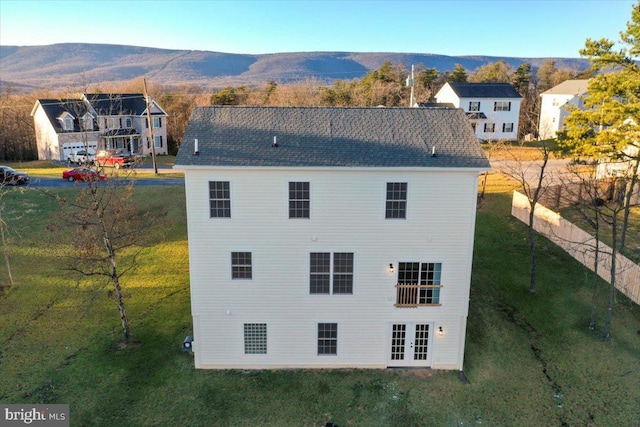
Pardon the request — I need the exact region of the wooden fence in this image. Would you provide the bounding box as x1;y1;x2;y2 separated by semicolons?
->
511;191;640;305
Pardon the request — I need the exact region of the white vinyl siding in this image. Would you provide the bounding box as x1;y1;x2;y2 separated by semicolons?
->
184;168;481;370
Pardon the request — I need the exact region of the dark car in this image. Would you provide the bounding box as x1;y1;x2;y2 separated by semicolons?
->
62;168;107;182
0;166;30;185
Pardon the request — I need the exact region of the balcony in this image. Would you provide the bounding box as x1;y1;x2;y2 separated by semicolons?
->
394;283;442;307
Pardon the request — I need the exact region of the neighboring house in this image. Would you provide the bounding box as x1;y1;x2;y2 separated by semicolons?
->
596;137;640;180
434;82;522;141
538;79;589;139
175;106;490;370
31;93;169;161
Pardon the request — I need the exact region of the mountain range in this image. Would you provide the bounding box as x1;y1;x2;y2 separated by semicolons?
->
0;43;591;92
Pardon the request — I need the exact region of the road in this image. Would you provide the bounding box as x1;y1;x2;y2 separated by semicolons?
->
490;158;574;187
29;176;184;188
26;164;185;188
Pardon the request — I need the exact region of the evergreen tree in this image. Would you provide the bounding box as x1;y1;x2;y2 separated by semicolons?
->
449;64;468;83
557;1;640;340
512;63;532;95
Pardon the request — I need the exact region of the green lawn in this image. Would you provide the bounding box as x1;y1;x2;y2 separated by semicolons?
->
0;177;638;426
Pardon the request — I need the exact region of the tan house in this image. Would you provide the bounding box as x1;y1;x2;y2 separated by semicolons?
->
31;93;168;161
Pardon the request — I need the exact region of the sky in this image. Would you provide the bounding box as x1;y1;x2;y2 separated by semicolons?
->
0;0;636;58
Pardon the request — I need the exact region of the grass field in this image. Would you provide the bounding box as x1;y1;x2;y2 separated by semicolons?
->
0;173;638;426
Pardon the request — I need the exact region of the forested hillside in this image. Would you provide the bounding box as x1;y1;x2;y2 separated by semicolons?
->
0;51;590;161
0;43;590;90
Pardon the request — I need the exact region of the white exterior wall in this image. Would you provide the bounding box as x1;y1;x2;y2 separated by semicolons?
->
478;97;520;141
435;89;520;141
434;85;460;108
33;106;61;160
137;113;168;155
183;166;481;370
538;94;583;139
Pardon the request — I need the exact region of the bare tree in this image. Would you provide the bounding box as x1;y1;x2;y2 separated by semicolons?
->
555;164;606;331
56;167;156;346
0;185;14;288
494;140;551;293
50;93;161;346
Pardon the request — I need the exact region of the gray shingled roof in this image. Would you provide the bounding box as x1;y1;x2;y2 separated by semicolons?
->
448;83;522;99
175;106;490;169
84;93;152;116
35;99;94;133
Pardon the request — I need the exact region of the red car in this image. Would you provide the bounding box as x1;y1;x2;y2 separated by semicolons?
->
94;149;136;169
62;168;107;182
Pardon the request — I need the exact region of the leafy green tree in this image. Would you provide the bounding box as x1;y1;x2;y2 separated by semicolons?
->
557;1;640;339
468;60;512;83
449;64;468;83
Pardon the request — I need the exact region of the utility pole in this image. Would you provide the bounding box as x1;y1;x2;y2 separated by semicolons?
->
143;78;158;175
406;64;415;107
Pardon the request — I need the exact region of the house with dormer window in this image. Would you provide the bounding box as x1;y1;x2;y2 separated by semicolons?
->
434;82;522;141
31;93;169;161
175;106;490;370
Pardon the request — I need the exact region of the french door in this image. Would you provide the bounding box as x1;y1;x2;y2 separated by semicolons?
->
388;323;432;367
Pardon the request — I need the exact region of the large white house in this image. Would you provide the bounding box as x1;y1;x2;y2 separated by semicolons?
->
175;106;490;370
31;93;169;161
434;82;522;141
538;79;589;139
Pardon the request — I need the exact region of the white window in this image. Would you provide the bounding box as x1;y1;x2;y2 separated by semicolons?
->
317;323;337;355
153;117;162;128
289;182;310;218
231;252;252;279
244;324;267;354
386;182;407;219
503;123;514;132
154;136;163;148
469;101;480;112
108;118;120;129
310;252;354;294
484;123;496;132
82;114;93;131
63;117;74;131
58;113;75;131
209;181;231;218
494;101;511;111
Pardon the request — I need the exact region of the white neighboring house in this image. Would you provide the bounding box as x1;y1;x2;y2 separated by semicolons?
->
596;136;640;179
434;82;522;141
31;93;169;161
175;106;490;370
538;79;589;139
